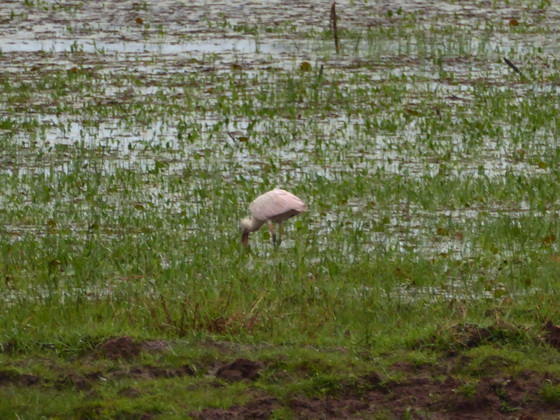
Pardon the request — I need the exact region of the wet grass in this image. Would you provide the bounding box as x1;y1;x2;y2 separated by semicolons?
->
1;0;560;417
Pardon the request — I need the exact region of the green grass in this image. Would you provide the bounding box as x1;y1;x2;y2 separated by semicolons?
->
1;0;560;417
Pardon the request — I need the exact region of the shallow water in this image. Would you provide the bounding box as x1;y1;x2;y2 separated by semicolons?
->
1;1;560;304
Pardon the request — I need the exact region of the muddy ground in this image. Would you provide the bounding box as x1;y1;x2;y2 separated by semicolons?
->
3;324;560;419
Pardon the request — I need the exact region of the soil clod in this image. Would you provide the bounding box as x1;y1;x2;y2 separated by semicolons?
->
543;321;560;349
215;358;262;382
95;336;141;360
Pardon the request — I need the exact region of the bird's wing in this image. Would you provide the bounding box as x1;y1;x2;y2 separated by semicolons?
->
249;189;307;221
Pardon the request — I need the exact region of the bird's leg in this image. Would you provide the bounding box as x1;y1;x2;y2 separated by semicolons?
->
278;222;283;245
267;220;277;246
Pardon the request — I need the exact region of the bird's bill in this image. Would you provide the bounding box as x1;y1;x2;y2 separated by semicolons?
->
241;232;249;248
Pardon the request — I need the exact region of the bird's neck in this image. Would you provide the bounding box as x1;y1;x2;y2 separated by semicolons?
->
244;217;265;233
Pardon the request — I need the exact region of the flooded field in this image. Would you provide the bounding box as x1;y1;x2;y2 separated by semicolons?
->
2;0;560;418
2;1;560;292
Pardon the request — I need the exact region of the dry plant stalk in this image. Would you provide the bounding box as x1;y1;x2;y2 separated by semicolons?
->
330;2;339;54
504;57;523;76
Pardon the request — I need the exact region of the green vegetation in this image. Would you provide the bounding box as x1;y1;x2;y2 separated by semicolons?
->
1;0;560;418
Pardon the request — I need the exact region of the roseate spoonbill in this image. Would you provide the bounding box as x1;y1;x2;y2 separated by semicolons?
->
241;189;307;248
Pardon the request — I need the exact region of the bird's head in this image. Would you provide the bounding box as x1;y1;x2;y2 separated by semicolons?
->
240;218;252;248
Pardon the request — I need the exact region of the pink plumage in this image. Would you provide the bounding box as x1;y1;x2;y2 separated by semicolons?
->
241;189;307;248
249;189;307;223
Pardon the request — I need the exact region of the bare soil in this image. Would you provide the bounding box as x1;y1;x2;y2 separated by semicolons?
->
2;331;560;419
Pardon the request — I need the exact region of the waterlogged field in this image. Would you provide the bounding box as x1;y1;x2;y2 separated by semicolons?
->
2;0;560;418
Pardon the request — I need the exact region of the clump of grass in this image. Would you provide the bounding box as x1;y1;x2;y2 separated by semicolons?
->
541;381;560;405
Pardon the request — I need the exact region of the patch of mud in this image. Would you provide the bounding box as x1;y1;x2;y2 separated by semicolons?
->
55;372;93;391
285;368;557;419
192;395;280;420
543;320;560;349
6;363;195;392
0;336;193;392
215;358;263;382
186;357;559;419
94;336;141;360
0;370;42;386
2;348;559;418
289;396;369;419
109;364;194;380
438;373;553;418
190;366;555;419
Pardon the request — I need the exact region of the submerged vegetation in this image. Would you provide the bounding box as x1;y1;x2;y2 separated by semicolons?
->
1;0;560;417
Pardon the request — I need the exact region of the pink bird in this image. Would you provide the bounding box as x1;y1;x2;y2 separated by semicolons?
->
241;189;307;248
